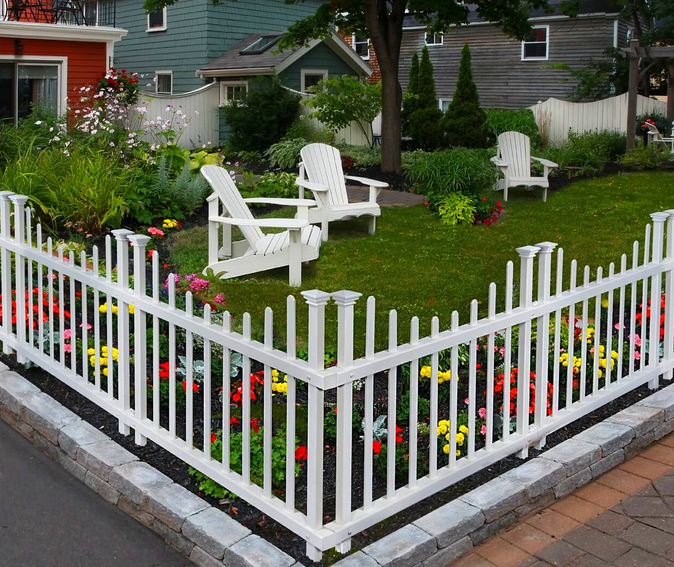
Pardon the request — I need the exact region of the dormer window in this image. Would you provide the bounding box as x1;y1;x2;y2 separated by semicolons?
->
240;35;281;55
352;34;370;60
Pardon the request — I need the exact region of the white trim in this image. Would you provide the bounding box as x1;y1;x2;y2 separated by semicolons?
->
424;31;443;46
0;55;68;123
351;33;370;60
155;70;173;95
105;40;114;69
438;98;452;112
218;80;248;106
0;21;127;42
197;67;275;78
300;68;328;93
613;18;619;49
403;12;621;31
521;24;549;61
147;7;167;32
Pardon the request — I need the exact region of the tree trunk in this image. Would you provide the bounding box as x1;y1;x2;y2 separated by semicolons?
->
380;63;402;172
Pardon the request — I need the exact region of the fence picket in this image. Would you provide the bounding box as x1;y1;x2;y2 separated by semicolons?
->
387;310;398;495
263;307;273;497
363;296;375;510
409;316;419;486
285;296;297;512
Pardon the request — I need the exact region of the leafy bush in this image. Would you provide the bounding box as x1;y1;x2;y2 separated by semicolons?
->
437;192;477;226
403;148;498;204
285;120;335;144
402;51;420;135
220;77;301;152
337;144;382;168
541;130;626;173
408;106;445;151
265;138;306;169
484;109;540;147
620;142;672;170
240;172;299;202
442;43;489;148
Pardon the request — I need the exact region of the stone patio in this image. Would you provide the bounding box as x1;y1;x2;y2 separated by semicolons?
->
453;435;674;567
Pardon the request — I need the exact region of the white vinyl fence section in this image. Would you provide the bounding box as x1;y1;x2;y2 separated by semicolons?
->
134;83;220;149
2;191;674;560
529;93;667;146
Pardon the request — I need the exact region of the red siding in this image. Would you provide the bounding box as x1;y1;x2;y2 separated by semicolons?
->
0;38;107;102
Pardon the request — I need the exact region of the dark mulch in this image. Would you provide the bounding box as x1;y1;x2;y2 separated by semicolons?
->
1;351;664;565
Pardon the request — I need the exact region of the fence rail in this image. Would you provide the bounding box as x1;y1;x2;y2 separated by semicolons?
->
0;191;673;559
528;93;668;146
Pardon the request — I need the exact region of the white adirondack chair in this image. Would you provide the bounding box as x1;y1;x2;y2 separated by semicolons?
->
645;122;674;153
202;165;322;287
491;131;558;203
296;143;388;241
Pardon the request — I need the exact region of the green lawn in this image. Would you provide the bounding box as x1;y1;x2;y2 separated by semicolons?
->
169;172;674;354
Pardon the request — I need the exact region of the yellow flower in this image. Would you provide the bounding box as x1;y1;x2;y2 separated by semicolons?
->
611;350;619;360
445;433;450;441
128;305;135;315
272;369;279;379
443;444;450;454
601;299;609;308
89;355;96;366
456;450;461;457
438;370;451;384
103;367;108;377
437;423;448;436
99;303;108;313
599;358;607;369
420;366;432;379
87;348;95;356
459;425;468;435
456;432;465;446
598;369;603;378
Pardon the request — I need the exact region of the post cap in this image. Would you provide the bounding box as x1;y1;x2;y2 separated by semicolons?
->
128;234;152;246
110;229;134;241
8;194;29;205
516;245;541;258
651;212;670;223
300;289;331;306
0;191;14;200
331;290;362;306
535;241;558;254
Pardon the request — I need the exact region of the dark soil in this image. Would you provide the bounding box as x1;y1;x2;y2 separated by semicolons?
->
1;351;664;565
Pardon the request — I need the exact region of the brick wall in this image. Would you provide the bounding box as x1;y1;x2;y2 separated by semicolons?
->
340;32;381;83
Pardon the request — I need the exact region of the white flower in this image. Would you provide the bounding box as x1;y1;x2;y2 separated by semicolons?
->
34;120;42;125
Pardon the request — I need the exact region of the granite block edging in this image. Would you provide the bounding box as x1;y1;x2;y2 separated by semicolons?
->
334;382;674;567
4;360;674;567
0;365;298;567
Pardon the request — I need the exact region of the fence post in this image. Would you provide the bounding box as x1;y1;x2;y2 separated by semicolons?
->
207;194;220;265
128;234;151;446
0;191;14;355
301;289;330;562
663;210;674;381
9;195;29;364
516;245;540;459
332;290;361;554
650;213;668;388
112;229;134;435
534;242;556;449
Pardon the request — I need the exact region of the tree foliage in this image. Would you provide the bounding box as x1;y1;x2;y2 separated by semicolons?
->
408;46;443;149
305;75;382;146
401;51;420;135
442;43;489;148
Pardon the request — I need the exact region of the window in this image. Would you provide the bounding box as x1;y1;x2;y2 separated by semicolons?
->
0;61;62;125
147;7;166;32
352;34;370;60
438;98;452;112
240;35;281;55
521;26;548;60
155;71;173;94
301;69;328;93
425;31;443;46
219;81;248;106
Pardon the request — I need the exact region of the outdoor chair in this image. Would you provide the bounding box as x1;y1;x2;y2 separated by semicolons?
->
202;165;322;287
491;131;558;203
296;143;388;241
645;122;674;153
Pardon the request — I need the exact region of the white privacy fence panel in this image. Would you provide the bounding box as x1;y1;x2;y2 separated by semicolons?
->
529;93;667;146
134;84;220;149
1;190;674;561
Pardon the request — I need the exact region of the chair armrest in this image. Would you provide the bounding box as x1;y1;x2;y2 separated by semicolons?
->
209;216;308;229
531;156;558;168
344;175;389;188
243;198;317;207
207;193;219;203
491;156;508;167
296;178;330;192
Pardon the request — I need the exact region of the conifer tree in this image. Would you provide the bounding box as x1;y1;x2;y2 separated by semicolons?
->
416;46;437;111
401;51;420;135
408;45;444;149
442;42;489;148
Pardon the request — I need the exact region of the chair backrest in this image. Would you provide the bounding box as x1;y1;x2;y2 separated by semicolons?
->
300;143;349;206
646;122;664;142
201;165;263;247
497;131;531;179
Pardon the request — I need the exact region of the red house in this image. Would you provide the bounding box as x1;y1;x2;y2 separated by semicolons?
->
0;0;126;124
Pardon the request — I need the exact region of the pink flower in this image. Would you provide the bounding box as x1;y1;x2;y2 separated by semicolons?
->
634;350;641;360
478;407;487;419
615;323;624;330
63;329;72;340
499;347;505;356
481;425;487;436
214;293;226;304
465;398;470;405
79;323;92;330
147;227;165;237
63;343;72;353
633;334;642;347
163;274;181;289
189;278;210;292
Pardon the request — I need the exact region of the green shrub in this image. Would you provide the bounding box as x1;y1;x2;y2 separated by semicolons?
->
402;51;420;136
220;77;300;152
620;142;672;170
403;148;498;203
285;120;335;144
240;171;299;203
484;108;540;147
408;106;445;151
437;192;477;226
265;138;306;169
442;43;489;149
337;144;382;168
541;130;626;173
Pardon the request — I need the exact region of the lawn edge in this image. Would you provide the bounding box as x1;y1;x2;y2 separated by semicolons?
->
0;361;299;567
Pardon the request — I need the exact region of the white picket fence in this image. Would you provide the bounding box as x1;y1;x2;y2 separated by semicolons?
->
133;83;374;149
529;93;668;146
1;191;674;560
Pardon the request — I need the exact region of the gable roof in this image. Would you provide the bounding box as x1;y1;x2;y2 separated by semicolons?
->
197;30;372;78
402;0;622;29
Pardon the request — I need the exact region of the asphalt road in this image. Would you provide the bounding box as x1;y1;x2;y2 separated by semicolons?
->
0;419;191;567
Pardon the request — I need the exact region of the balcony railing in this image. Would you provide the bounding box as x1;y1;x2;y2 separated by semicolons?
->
0;0;116;27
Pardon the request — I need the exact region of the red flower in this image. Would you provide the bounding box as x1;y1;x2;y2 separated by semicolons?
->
372;440;382;454
485;219;492;226
496;200;501;207
181;380;199;393
481;196;487;201
295;445;308;461
423;200;429;206
250;418;260;434
334;407;338;414
492;215;498;222
229;417;240;425
395;425;403;444
159;361;171;379
210;433;217;444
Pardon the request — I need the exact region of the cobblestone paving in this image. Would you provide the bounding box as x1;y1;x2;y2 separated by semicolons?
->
452;434;674;567
346;185;424;207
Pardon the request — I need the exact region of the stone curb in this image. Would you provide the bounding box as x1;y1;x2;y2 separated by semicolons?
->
4;359;674;567
0;364;298;567
336;382;674;567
